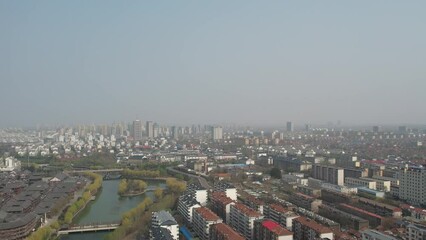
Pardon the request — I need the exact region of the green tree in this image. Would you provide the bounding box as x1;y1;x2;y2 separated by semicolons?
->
154;188;163;200
118;179;128;195
166;178;186;194
270;167;282;179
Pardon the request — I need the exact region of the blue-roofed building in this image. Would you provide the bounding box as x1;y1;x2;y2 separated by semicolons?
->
179;226;193;240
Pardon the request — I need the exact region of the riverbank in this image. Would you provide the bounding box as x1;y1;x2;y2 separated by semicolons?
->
60;179;166;240
62;172;103;224
105;193;178;240
27;172;103;240
119;189;146;197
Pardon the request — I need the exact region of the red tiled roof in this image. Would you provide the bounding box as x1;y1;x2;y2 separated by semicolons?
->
195;207;221;221
263;220;279;230
340;203;383;219
269;203;290;214
294;217;332;234
262;220;292;236
212;223;245;240
211;191;234;205
246;194;265;205
295;192;314;199
232;203;262;217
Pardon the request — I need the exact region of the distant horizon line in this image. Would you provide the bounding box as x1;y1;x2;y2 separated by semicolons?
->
3;121;426;130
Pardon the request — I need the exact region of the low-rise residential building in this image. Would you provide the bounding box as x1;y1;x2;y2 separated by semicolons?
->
0;211;39;240
345;177;377;190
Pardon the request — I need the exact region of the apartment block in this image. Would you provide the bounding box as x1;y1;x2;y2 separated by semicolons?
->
338;203;382;228
229;203;264;240
406;224;426;240
292;217;334;240
214;182;237;201
264;203;298;230
192;207;222;240
177;195;201;225
151;211;179;240
242;194;265;214
345;177;377;190
312;164;344;186
210;191;235;224
361;177;391;192
254;219;293;240
187;183;208;206
357;198;402;218
399;166;426;205
361;229;398;240
210;223;245;240
318;204;369;231
288;193;322;213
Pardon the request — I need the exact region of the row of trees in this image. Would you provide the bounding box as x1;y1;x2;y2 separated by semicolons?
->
166;178;187;194
105;197;154;240
106;193;178;240
63;172;102;224
118;179;148;195
106;177;183;239
26;221;60;240
85;172;102;194
122;168;161;179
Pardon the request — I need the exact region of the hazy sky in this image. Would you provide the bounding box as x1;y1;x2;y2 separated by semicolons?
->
1;1;425;127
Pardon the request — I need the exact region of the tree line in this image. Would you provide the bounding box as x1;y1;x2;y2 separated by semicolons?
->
122;168;161;179
63;172;102;224
118;179;147;195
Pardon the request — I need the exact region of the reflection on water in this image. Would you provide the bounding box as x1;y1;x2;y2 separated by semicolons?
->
60;179;165;240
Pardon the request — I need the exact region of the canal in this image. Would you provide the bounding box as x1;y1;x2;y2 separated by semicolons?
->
60;179;165;240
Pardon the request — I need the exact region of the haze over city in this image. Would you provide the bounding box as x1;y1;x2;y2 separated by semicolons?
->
1;1;426;127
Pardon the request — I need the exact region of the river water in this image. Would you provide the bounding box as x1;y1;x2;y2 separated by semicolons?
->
60;179;165;240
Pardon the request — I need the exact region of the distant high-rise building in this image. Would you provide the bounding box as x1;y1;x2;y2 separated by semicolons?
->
398;126;407;133
171;126;179;140
286;122;294;132
305;124;311;132
153;123;159;138
133;120;142;141
372;126;380;133
146;121;154;139
212;126;223;141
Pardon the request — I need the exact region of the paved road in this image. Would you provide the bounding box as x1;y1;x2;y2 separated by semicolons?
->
166;167;211;189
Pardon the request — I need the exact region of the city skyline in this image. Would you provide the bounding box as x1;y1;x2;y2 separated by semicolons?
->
1;1;426;127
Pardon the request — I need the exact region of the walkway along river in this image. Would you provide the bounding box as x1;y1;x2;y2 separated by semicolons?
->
60;179;165;240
